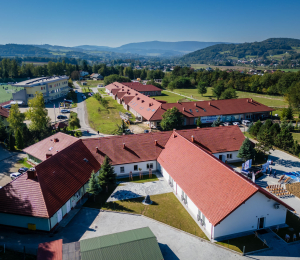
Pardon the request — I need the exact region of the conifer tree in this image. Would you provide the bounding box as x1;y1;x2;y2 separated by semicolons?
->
86;171;102;201
237;138;255;161
274;127;294;151
98;156;116;191
15;128;24;149
196;117;202;128
211;116;221;127
8;131;15;151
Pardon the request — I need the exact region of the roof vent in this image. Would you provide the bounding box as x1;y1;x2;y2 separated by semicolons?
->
208;102;211;106
54;138;59;143
155;140;157;146
27;168;37;180
183;107;185;111
191;135;194;143
123;143;126;149
83;158;89;162
194;103;197;107
96;147;99;153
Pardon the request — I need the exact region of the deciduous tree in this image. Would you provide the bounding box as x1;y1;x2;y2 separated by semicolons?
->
160;107;184;131
7;104;25;133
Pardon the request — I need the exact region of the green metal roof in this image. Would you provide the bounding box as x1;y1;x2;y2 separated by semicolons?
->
80;227;163;260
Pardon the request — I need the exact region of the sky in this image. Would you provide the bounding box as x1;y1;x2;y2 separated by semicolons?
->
1;0;300;47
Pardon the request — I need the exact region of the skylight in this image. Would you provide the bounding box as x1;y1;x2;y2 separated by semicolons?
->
152;109;155;112
195;109;199;112
189;109;193;113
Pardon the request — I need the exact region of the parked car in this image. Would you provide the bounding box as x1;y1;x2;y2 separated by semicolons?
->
10;172;22;179
223;122;231;126
61;109;70;113
233;122;240;126
125;129;133;134
242;120;251;126
18;167;28;173
144;130;149;133
57;115;67;119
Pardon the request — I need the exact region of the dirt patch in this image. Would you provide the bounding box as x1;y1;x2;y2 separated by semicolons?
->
129;124;145;134
286;182;300;199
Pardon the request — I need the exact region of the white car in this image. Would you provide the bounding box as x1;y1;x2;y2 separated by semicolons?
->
242;120;251;126
233;122;240;126
10;172;22;180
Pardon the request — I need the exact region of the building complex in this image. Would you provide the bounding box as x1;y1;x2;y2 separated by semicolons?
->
0;127;293;240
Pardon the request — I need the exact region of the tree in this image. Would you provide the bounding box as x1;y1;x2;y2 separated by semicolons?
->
285;81;300;108
269;123;281;139
160;107;184;131
69;112;81;130
98;156;116;191
70;71;80;80
26;92;50;131
256;128;274;155
285;106;294;120
86;171;102;201
291;140;300;156
7;104;25;133
274;127;294;151
237;138;255;161
211;116;221;127
15;128;24;149
196;117;202;128
249;120;262;137
220;88;237;100
197;81;207;96
212;82;225;100
247;122;254;133
0;117;7;142
114;120;128;135
103;74;131;85
287;121;294;132
8;131;15;151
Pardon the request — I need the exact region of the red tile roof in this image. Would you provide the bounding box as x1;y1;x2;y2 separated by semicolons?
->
0;106;9;118
157;132;293;226
82;132;172;165
0;140;100;218
122;82;162;92
177;125;245;153
150;98;274;121
37;239;62;260
122;96;135;105
23;132;78;162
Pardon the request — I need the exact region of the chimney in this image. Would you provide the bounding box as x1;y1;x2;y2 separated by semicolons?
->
250;98;253;102
27;168;37;180
197;126;200;129
155;140;157;146
191;135;194;143
208;102;211;106
46;153;52;159
194;103;197;107
177;101;180;104
123;143;126;149
54;138;59;143
183;107;185;111
96;147;99;153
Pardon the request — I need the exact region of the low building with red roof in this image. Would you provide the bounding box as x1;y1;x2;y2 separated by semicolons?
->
122;82;162;96
0;127;293;238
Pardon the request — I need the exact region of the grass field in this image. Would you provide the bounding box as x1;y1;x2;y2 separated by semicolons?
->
0;84;24;104
86;192;208;240
172;87;287;107
292;133;300;143
191;64;249;71
150;90;193;103
80;80;104;88
280;69;300;72
85;95;135;134
216;234;268;253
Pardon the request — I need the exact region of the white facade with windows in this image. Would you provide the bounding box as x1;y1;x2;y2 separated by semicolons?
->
159;163;288;240
213;151;240;163
113;161;157;176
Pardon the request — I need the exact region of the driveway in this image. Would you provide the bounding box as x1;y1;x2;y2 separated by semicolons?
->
0;146;26;187
255;149;300;214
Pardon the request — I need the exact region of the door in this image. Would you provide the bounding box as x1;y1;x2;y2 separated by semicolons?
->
258;217;265;229
66;200;71;213
57;209;62;223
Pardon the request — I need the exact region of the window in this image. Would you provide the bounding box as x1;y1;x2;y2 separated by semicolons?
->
227;154;232;159
120;167;125;173
147;163;153;169
134;165;138;171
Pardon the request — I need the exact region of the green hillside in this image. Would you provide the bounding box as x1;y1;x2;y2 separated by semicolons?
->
180;38;300;65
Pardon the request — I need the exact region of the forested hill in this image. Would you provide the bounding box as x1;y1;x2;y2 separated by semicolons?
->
0;44;51;56
179;38;300;64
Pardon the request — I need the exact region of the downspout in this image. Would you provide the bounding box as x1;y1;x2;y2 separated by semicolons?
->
211;225;213;240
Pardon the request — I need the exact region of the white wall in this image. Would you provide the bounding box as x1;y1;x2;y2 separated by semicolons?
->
213;151;241;163
213;192;287;239
113;161;157;176
160;165;212;237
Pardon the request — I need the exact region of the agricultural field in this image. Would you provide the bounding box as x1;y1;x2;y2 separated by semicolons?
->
0;84;24;104
191;64;249;71
22;61;48;66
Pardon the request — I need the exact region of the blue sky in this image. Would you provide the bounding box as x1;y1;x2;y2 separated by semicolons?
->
1;0;300;47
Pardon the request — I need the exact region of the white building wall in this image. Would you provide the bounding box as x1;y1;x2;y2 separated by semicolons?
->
161;165;212;237
213;192;287;239
113;161;157;176
213;151;241;163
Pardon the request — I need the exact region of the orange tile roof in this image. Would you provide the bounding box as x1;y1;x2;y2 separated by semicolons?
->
37;239;62;260
157;132;293;226
23;132;78;162
150;98;274;121
0;106;9;118
122;82;162;92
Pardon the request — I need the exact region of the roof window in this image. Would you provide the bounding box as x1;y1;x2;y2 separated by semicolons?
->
195;109;199;112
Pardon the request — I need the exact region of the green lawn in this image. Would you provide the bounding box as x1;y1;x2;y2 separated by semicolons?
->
216;234;268;253
92;192;208;240
0;84;24;104
118;174;158;183
150;90;193;103
172;88;287;107
82;80;104;88
17;158;32;168
0;246;36;260
272;211;300;243
85;95;135;134
292;133;300;143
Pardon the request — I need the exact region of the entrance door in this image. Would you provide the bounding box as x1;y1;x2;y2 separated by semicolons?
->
66;200;71;213
258;217;265;229
57;209;62;223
